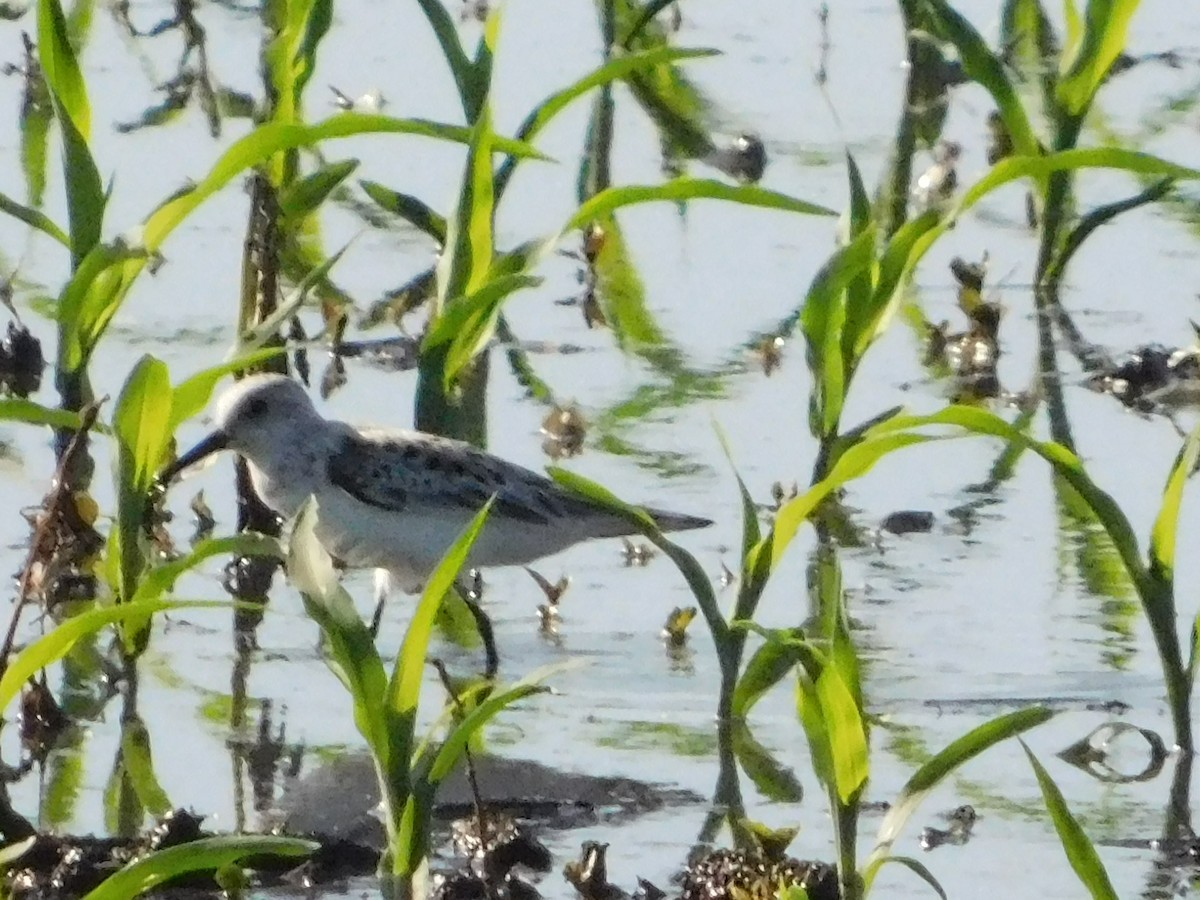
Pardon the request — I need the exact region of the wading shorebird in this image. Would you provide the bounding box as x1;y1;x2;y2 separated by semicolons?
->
158;375;711;594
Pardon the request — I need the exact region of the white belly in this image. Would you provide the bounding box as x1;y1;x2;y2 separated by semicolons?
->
311;485;585;592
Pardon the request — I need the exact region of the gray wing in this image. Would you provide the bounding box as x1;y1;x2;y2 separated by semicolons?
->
325;429;576;525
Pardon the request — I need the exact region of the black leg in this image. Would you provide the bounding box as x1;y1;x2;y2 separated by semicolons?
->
457;586;499;681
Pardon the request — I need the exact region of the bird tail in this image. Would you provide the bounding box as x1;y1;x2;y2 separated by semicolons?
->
644;507;712;533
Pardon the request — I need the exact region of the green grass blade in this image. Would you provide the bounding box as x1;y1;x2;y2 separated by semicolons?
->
884;149;1200;299
795;665;835;797
130;534;281;606
0;600;221;714
466;8;500;122
168;348;287;432
619;19;716;159
852;209;941;360
921;0;1040;156
112;356;173;602
0;837;36;869
119;715;171;816
233;243;349;357
415;0;474;120
875;407;1148;584
278;158;359;221
425;674;556;783
424;274;542;392
294;0;332;100
1046;178;1172;283
816;661;869;804
863;856;947;900
731;720;804;802
0;398;95;431
865;706;1052;881
962;149;1200;214
1057;0;1141;116
589;218;673;356
438;105;496;308
621;0;681;45
287;499;390;762
497;46;717;193
137;114;540;254
799;225;877;438
386;500;494;741
731;630;802;718
35;0;92;154
548;467;728;644
713;424;761;554
56;112;523;374
1149;425;1200;583
1021;741;1119;899
846;152;871;238
566;178;834;232
359;181;448;244
20;72;51;209
771;429;940;569
37;0;105;262
0;190;69;247
81;835;316;900
114;356;173;488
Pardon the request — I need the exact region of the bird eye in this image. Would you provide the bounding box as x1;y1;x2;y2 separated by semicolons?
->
246;397;269;419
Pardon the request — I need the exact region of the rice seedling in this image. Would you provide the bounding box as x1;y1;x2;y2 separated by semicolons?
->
917;0;1180;286
286;496;558;897
355;5;836;440
0;0;1196;895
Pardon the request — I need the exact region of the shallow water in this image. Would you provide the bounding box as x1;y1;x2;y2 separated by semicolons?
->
2;0;1200;897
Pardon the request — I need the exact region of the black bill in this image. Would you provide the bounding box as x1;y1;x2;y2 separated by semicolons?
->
158;430;230;484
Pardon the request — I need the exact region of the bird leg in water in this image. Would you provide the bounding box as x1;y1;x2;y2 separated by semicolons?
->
369;569;498;681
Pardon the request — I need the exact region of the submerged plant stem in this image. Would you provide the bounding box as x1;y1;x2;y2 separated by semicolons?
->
2;399;102;678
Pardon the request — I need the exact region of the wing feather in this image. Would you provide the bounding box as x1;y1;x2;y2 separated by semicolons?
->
326;429;567;525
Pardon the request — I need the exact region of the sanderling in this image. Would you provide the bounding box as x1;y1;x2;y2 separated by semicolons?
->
159;374;711;592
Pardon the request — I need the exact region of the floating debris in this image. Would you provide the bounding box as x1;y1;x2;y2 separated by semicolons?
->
677;847;837;900
913;141;961;210
661;606;697;647
739;820;800;862
526;567;570;605
582;223;606;264
985;110;1013;165
705;133;768;184
1057;721;1168;783
925;254;1002;399
582;288;607;329
4;808;216;897
189;489;216;542
719;561;736;589
528;567;568;636
465;568;485;604
20;678;68;759
0;322;43;398
769;481;798;511
332;335;422;372
564;841;626;900
621;539;655;567
879;510;935;535
459;0;489;22
1088;327;1200;410
329;85;386;112
920;804;977;851
450;811;552;886
754;335;785;376
542;404;588;459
